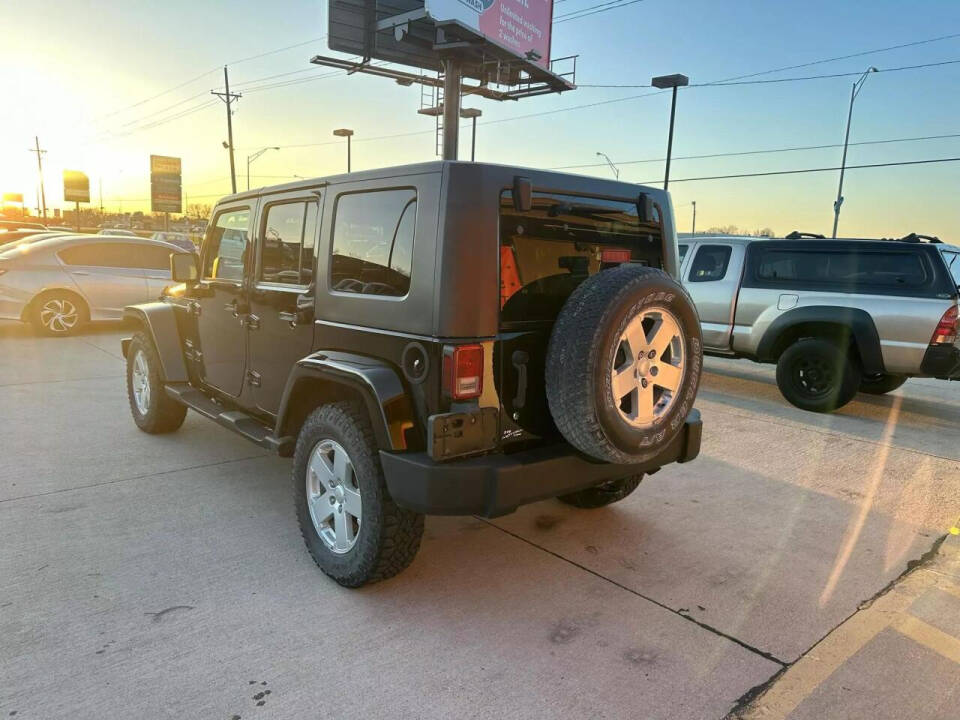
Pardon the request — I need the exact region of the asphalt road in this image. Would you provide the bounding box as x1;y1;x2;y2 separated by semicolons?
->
1;321;958;719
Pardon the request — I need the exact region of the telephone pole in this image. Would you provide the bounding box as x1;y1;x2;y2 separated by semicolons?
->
28;136;48;221
212;66;241;193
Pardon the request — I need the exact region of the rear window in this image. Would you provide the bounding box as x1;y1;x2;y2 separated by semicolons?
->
755;248;928;288
499;190;662;323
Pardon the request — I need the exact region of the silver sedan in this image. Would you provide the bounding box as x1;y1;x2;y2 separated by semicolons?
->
0;234;189;335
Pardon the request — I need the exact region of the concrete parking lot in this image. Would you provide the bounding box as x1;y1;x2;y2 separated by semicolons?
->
1;320;958;719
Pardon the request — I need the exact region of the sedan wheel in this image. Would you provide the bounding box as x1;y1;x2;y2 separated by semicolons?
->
39;297;79;334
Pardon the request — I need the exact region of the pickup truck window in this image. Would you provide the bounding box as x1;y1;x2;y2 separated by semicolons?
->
203;208;250;281
688;245;732;282
678;244;689;263
330;188;416;297
756;248;927;287
260;200;318;286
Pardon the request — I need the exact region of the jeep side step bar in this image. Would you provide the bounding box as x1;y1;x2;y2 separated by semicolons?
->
164;383;295;456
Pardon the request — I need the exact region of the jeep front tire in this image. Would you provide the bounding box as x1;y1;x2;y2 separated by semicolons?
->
126;331;188;433
293;402;424;587
545;265;702;465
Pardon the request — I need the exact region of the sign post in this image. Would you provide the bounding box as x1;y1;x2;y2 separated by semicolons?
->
150;155;182;216
63;170;90;232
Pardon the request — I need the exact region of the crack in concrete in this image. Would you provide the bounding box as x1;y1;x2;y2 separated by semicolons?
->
479;517;789;667
723;532;947;719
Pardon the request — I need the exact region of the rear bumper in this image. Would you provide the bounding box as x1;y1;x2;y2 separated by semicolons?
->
380;409;702;517
920;344;960;379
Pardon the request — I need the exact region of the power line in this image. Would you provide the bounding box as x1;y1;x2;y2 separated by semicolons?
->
554;0;646;23
548;132;960;170
637;156;960;185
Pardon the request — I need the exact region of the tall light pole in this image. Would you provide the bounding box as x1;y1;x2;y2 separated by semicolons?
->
691;200;697;235
651;74;689;191
333;128;354;172
832;67;878;238
246;146;279;190
28;136;47;221
596;151;620;180
460;108;482;161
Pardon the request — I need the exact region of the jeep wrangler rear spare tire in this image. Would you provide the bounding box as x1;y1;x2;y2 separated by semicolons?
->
545;265;702;465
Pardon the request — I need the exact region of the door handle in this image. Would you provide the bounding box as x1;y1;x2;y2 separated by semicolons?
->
225;302;238;317
71;271;90;276
278;311;297;327
245;314;261;330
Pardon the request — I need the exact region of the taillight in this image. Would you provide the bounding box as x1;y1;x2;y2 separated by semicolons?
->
443;344;483;400
601;248;631;264
931;305;958;345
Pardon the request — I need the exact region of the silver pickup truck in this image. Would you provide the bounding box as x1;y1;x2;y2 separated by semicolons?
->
677;233;960;412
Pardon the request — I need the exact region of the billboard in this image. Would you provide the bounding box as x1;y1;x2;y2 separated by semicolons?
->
425;0;552;68
2;193;24;204
63;170;90;203
151;155;182;213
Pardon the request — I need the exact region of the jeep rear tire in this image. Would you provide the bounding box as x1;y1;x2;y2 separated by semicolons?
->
558;475;642;509
126;331;188;433
775;338;860;412
859;373;907;395
293;402;424;587
545;265;702;465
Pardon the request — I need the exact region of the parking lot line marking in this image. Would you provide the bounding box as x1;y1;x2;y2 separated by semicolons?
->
891;615;960;664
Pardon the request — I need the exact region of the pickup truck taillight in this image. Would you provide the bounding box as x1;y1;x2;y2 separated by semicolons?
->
931;305;958;345
443;344;483;400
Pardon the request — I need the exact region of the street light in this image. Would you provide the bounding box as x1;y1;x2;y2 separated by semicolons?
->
832;67;878;238
691;200;697;235
460;108;482;161
596;151;620;180
333;128;354;172
246;146;279;191
651;73;689;191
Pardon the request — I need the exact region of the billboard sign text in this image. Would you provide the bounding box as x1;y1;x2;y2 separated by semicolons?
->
63;170;90;203
150;155;182;213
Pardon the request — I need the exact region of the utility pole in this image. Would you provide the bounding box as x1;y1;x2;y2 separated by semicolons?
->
441;58;462;160
651;74;689;191
691;201;696;235
212;66;241;193
28;136;48;221
832;67;877;238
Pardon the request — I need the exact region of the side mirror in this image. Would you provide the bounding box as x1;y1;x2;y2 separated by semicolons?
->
171;252;200;283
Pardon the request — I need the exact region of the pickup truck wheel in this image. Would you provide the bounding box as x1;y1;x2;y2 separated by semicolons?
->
775;338;860;412
293;402;424;587
558;475;642;509
125;331;188;433
546;265;702;464
859;373;907;395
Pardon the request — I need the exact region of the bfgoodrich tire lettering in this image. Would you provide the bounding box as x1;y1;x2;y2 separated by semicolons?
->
293;402;424;587
545;265;702;464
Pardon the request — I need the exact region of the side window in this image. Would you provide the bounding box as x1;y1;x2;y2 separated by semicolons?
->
260;201;317;285
757;249;927;287
140;245;177;271
678;244;689;264
941;251;960;286
330;188;416;297
203;208;250;281
688;245;732;282
58;242;142;268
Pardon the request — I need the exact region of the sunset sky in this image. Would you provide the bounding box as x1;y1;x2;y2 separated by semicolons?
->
1;0;958;238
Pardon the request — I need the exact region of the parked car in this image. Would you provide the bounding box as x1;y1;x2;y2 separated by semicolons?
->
678;232;960;412
0;235;187;335
0;230;69;247
150;231;195;253
98;228;139;237
120;161;704;587
0;220;47;232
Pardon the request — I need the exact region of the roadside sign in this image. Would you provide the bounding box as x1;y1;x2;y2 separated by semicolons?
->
425;0;553;68
63;171;90;203
151;155;182;213
2;193;24;204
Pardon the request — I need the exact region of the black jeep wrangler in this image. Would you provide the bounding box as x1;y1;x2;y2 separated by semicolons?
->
122;161;703;586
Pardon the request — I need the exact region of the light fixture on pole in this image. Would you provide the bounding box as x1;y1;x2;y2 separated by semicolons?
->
333;128;354;172
831;67;878;238
651;73;689;191
246;147;280;190
459;108;482;161
596;151;620;180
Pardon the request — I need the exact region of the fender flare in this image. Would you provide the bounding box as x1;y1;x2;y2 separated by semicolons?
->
756;305;885;375
122;303;189;382
276;351;415;451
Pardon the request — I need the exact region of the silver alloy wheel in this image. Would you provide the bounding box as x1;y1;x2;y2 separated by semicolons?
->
306;439;362;554
131;349;151;415
610;307;686;427
39;298;78;334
